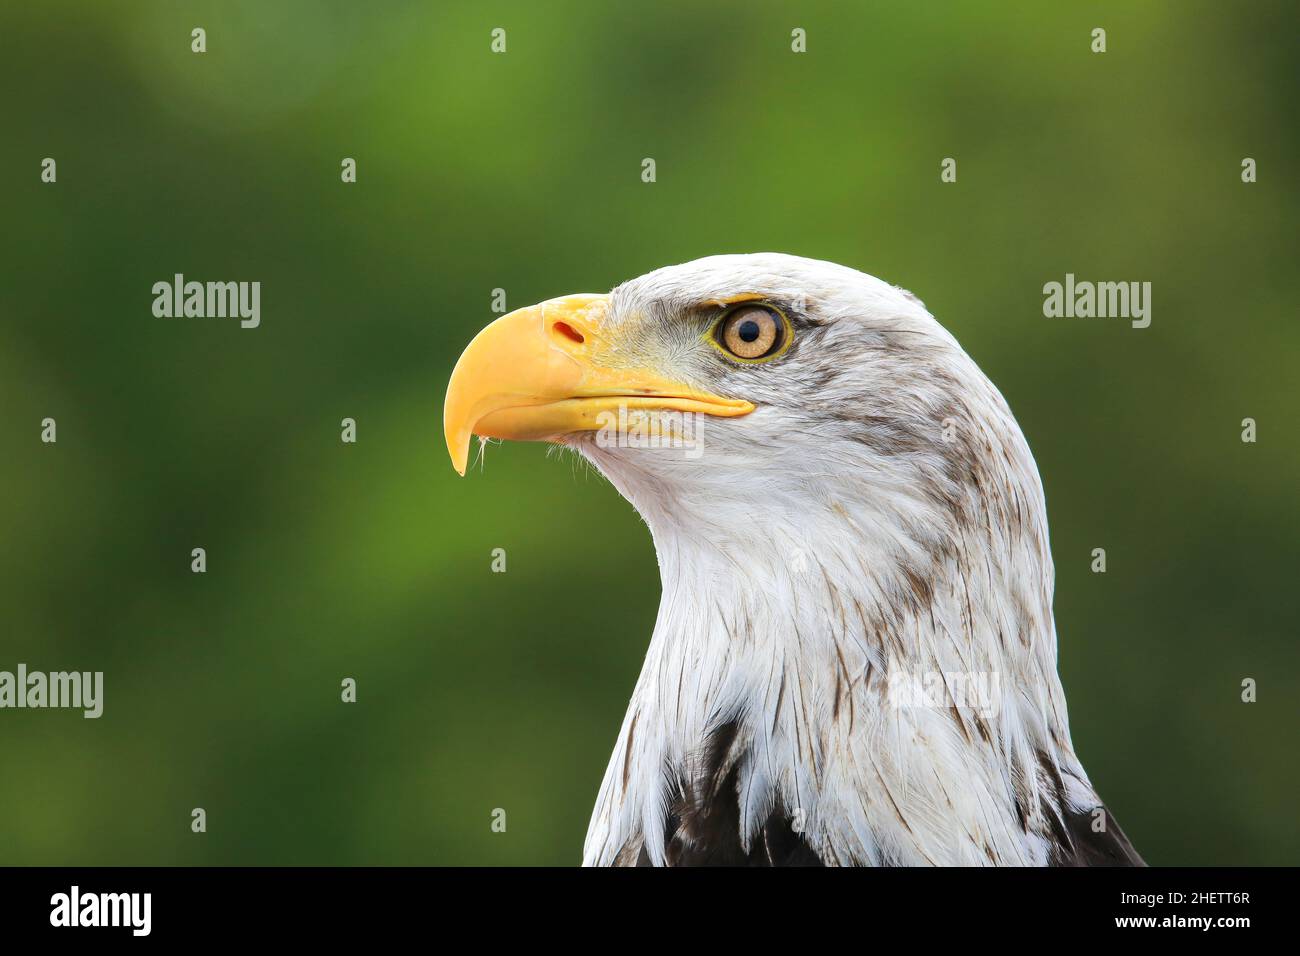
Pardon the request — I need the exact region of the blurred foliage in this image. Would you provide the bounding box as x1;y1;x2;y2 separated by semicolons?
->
0;0;1296;865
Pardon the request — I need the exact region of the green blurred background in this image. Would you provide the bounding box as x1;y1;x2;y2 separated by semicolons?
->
1;1;1296;865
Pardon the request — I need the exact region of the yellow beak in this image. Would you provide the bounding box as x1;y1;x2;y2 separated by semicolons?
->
443;293;754;475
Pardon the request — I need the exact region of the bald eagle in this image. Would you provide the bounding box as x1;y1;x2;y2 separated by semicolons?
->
444;254;1144;867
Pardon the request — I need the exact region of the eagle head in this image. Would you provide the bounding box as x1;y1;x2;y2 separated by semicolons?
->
443;253;1142;867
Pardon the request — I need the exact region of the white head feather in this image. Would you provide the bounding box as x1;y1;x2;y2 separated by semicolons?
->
563;254;1119;866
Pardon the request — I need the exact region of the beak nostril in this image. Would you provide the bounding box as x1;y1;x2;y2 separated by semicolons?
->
552;321;585;345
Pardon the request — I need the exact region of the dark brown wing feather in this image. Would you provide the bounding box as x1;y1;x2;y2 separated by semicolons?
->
1035;750;1145;866
1048;802;1146;866
626;721;825;866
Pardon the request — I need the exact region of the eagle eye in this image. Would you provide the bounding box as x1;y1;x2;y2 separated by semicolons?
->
710;304;791;363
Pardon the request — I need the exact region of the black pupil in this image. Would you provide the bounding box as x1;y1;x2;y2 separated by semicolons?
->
738;319;761;343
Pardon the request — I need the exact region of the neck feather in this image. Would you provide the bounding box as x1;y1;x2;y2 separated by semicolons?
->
580;406;1090;866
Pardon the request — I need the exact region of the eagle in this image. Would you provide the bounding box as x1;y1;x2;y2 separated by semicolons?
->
443;253;1144;867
